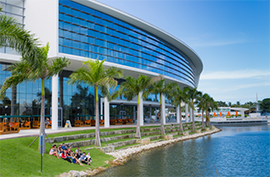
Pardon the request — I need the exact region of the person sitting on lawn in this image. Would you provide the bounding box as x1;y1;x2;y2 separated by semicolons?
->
66;152;73;164
61;143;68;150
86;152;92;163
75;152;81;159
61;149;72;163
49;145;60;159
72;153;84;166
79;152;90;165
57;145;62;157
75;147;80;154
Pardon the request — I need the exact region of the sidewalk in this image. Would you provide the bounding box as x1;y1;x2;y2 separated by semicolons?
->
0;122;180;140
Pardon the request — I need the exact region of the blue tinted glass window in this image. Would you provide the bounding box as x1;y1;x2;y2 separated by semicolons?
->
59;0;196;87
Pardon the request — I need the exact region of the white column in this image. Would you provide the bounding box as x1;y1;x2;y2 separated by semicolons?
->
241;110;245;118
52;74;58;130
104;97;110;127
162;94;166;125
176;105;180;123
139;92;144;126
185;103;189;122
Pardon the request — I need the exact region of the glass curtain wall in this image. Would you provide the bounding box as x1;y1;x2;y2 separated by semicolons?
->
0;62;51;116
59;70;95;125
58;0;196;87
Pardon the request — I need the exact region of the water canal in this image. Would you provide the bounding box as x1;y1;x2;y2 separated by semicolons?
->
96;125;270;176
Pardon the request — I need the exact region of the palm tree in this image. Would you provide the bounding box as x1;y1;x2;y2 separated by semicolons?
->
205;96;218;126
0;9;40;65
171;86;190;132
0;43;70;152
118;75;154;138
185;87;200;131
147;77;176;136
196;92;208;129
68;59;122;146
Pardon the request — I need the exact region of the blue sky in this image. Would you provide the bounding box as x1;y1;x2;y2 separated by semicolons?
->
97;0;269;104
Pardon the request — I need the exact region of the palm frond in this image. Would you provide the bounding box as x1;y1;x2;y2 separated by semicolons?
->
47;57;70;79
0;15;40;66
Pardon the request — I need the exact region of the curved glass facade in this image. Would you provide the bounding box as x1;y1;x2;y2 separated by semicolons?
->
58;0;196;87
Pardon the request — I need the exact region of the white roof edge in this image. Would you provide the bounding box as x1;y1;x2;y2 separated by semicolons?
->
71;0;203;76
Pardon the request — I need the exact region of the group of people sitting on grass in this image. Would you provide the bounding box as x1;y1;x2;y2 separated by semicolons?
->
49;143;92;166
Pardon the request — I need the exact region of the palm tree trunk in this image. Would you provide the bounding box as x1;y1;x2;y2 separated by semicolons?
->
201;109;204;129
95;86;101;146
39;78;46;153
179;104;183;132
206;110;209;127
192;102;195;131
160;94;165;136
135;94;141;138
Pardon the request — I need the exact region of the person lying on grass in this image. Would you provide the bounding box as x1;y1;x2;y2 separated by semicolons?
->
49;145;60;159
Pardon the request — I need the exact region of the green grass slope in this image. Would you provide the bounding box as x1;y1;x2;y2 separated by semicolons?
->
0;136;114;177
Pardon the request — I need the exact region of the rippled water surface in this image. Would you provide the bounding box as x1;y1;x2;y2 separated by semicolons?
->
96;125;270;177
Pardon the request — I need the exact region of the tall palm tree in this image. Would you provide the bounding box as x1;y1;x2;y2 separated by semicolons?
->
185;87;200;131
68;59;122;146
205;96;218;126
196;92;208;129
0;43;70;152
147;77;176;136
0;10;40;66
171;86;190;132
118;75;154;138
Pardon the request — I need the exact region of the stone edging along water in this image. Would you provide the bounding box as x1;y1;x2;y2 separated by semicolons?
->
58;127;221;177
107;127;221;164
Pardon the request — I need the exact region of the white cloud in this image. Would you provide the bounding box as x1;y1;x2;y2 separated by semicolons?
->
201;70;270;80
223;82;270;92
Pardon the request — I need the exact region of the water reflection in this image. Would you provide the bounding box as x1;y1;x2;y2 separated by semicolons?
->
96;125;270;177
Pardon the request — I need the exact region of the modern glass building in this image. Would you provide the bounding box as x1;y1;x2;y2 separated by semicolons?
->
0;0;203;129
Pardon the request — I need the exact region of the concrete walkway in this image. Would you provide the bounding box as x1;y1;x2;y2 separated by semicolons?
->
0;122;180;140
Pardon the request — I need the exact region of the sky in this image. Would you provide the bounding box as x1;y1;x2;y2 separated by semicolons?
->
96;0;270;104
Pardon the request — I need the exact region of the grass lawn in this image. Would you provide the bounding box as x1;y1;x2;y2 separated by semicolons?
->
0;136;114;177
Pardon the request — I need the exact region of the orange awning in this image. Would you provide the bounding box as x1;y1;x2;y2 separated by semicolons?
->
220;112;222;117
236;111;238;117
214;112;217;117
227;112;231;116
